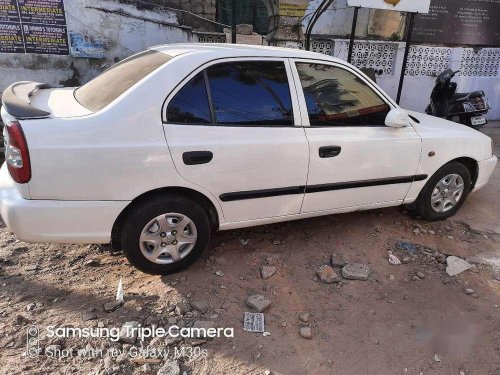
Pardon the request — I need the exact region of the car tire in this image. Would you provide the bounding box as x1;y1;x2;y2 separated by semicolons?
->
415;161;472;221
120;194;211;275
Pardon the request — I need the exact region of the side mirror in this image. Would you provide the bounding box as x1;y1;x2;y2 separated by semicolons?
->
385;108;410;128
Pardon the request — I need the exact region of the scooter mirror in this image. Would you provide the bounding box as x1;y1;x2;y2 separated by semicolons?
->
385;108;410;128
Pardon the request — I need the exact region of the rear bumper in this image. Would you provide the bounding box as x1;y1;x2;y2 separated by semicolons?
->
473;155;497;192
0;165;129;243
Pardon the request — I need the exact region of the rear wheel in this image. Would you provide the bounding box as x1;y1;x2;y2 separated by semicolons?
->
120;195;211;275
415;162;472;221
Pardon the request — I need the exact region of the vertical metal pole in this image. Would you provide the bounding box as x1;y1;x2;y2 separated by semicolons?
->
231;0;237;44
396;12;416;105
347;7;359;64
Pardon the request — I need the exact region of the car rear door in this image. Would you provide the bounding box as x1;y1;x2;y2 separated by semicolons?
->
163;58;309;223
290;59;422;213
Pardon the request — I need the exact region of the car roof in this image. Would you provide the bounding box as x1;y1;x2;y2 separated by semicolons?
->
150;43;342;62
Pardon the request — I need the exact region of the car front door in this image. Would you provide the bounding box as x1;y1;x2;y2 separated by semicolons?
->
163;58;309;223
291;60;423;213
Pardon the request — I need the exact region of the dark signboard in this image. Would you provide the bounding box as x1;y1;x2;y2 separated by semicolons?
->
23;23;68;54
413;0;500;46
0;0;20;23
18;0;66;25
0;22;24;53
0;0;68;54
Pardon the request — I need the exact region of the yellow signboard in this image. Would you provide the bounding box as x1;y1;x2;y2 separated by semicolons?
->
279;0;309;17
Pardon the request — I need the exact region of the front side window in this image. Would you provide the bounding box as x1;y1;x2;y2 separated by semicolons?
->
167;72;211;124
296;63;390;127
207;61;293;126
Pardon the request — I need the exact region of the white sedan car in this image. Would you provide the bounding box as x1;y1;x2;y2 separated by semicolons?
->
0;44;497;274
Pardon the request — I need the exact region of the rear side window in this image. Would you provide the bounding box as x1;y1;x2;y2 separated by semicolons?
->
207;61;293;126
167;72;211;124
75;50;171;112
296;63;390;127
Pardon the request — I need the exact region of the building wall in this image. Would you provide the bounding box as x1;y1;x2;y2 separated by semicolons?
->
0;0;194;92
163;0;217;30
0;0;272;94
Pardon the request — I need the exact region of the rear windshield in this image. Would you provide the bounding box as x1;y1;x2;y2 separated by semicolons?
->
74;50;171;112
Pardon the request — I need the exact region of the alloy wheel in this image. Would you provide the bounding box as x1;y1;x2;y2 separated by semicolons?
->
430;174;465;213
139;213;197;264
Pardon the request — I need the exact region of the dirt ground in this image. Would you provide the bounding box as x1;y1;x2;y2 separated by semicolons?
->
0;123;499;375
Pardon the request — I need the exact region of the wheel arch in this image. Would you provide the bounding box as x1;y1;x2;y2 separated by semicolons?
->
450;156;479;189
411;156;479;220
111;187;220;250
407;156;479;209
422;157;479;192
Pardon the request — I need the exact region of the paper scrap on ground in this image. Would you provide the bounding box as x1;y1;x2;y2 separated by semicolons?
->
116;277;124;302
388;251;401;265
244;312;265;332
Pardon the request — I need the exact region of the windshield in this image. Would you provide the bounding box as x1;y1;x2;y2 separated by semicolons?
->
74;50;171;112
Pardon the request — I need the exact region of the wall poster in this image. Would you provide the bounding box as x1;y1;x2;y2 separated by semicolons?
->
0;0;68;54
69;32;105;59
279;0;309;17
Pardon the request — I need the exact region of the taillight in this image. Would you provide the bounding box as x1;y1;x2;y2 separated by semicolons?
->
4;121;31;183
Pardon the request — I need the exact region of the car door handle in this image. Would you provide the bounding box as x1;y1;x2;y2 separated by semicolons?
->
182;151;213;165
319;146;341;158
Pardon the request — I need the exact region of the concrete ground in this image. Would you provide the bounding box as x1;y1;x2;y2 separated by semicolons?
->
0;123;499;375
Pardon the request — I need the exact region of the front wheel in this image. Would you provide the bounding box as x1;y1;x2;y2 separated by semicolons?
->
415;162;472;221
120;195;211;275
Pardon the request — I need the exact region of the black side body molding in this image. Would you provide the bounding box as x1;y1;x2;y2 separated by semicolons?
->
305;174;428;193
220;186;306;202
219;175;428;202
